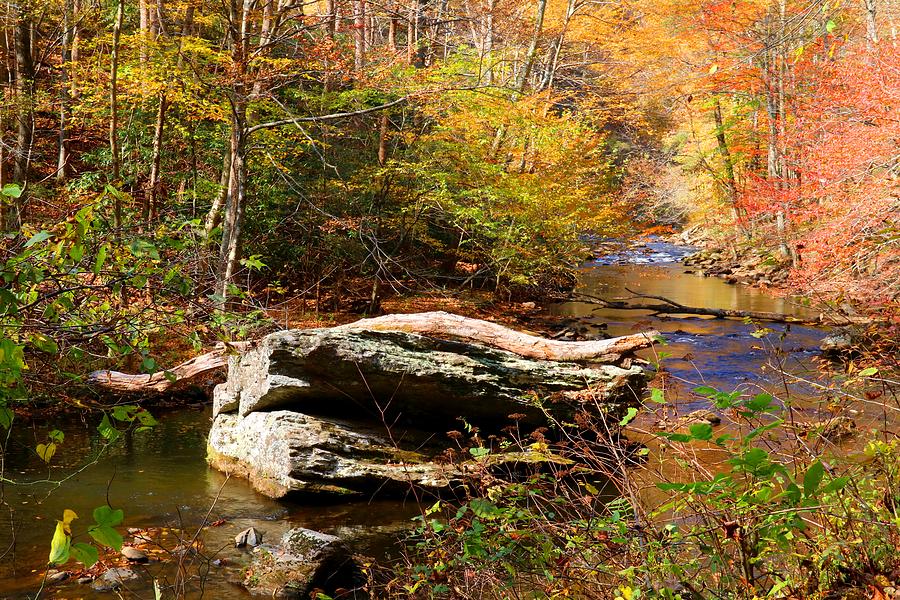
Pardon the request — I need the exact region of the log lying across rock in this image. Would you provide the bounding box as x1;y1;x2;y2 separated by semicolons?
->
203;312;656;499
88;311;657;394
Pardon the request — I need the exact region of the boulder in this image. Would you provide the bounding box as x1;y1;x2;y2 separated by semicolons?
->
209;321;650;500
244;528;366;599
208;411;456;498
213;328;646;425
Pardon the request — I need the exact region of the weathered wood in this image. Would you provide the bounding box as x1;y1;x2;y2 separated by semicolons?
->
336;311;659;361
88;312;658;394
87;342;251;393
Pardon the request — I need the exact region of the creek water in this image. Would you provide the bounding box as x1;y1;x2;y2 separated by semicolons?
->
0;240;832;599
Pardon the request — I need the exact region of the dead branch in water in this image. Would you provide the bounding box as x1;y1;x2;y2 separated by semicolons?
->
558;291;870;326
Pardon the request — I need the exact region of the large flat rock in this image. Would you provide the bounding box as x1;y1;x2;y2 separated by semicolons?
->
208;411;455;498
213;328;646;426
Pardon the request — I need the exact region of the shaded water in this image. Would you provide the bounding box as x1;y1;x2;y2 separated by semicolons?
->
0;240;833;598
0;408;419;599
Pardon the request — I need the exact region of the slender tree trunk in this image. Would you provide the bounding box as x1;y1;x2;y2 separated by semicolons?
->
388;10;397;49
139;0;149;64
110;0;125;229
353;0;366;73
407;0;417;65
713;98;746;237
378;112;389;165
217;116;246;301
8;5;35;230
863;0;879;48
146;93;168;224
205;145;231;240
516;0;547;91
57;0;74;181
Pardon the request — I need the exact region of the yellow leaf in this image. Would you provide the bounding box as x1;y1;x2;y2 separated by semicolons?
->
62;509;78;534
36;442;57;463
48;521;70;565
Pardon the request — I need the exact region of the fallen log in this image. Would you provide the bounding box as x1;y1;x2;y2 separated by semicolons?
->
335;311;659;361
87;342;251;394
88;312;659;394
559;292;869;326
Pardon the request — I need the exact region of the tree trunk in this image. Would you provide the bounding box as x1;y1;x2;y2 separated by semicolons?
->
110;0;125;228
57;0;74;182
146;92;168;224
216;114;247;302
863;0;879;48
377;112;389;165
8;8;34;230
87;313;656;394
353;0;366;73
205;144;232;240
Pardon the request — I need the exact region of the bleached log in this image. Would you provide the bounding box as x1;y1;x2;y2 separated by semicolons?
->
336;311;658;361
88;312;657;394
87;342;251;393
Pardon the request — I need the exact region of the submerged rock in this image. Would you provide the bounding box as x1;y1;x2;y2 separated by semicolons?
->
244;528;366;599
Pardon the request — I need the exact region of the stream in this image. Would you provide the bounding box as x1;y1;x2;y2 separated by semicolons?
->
0;240;833;599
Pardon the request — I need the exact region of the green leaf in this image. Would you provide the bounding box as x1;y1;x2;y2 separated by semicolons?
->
0;407;13;429
48;521;71;565
469;498;503;519
93;244;108;275
693;386;718;397
88;525;123;551
98;414;121;442
48;429;64;443
858;367;878;377
826;19;836;33
469;446;490;458
803;462;825;497
744;393;775;412
71;543;99;568
2;183;23;198
619;407;638;426
649;388;666;404
30;333;59;354
689;423;713;441
821;476;850;493
24;230;52;248
93;505;124;527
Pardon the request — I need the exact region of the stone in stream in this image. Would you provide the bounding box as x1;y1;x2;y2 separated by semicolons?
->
121;546;149;563
46;570;69;584
244;528;366;599
91;567;139;592
209;327;648;499
235;527;264;548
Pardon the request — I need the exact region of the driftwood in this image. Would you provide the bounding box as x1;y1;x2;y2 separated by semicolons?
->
87;342;251;394
335;311;659;361
88;312;658;394
561;291;870;326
